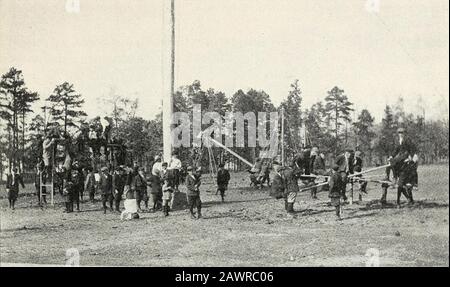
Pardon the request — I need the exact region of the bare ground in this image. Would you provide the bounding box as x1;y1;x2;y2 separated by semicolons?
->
0;164;448;267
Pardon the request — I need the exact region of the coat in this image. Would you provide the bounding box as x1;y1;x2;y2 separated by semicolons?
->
391;137;417;174
282;168;299;196
6;173;25;200
112;173;125;194
335;154;354;174
311;155;326;174
328;172;342;199
217;169;230;190
98;173;112;195
186;174;201;197
132;174;147;191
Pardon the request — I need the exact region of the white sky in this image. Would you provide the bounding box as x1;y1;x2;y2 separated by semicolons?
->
0;0;448;122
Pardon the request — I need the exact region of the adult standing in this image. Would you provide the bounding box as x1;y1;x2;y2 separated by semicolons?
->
150;156;163;212
168;152;182;191
389;127;418;207
99;167;113;214
6;167;25;210
335;148;355;202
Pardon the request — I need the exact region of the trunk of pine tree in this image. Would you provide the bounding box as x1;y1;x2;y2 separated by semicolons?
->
21;111;25;173
13;105;17;169
64;104;68;134
335;103;338;155
8;127;12;173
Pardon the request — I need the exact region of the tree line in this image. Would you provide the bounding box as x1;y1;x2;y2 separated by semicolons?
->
0;67;448;180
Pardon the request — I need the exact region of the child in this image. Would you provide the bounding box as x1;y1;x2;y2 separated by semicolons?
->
328;164;343;220
186;166;202;219
216;163;230;202
162;179;173;216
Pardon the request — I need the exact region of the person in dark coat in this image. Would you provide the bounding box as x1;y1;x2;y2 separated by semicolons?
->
112;166;125;212
6;167;25;210
63;178;74;213
216;163;231;202
186;166;202;219
84;167;96;204
328;165;343;220
132;167;148;212
71;168;83;211
99;167;113;214
390;127;418;207
335;148;355;202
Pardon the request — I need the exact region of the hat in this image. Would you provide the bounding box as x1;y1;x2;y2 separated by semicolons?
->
218;163;225;168
162;162;168;167
397;127;405;133
272;160;281;166
101;167;108;172
345;147;354;153
154;155;161;161
186;166;193;171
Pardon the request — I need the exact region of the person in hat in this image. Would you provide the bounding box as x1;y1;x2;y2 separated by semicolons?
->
216;163;230;202
335;147;355;202
150;156;163;210
6;167;25;210
99;166;113;214
328;164;343;220
389;127;418;207
70;167;83;212
132;166;148;212
271;161;299;214
186;166;202;219
84;167;96;204
112;166;125;212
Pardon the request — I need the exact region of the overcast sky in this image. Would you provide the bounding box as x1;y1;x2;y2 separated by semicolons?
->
0;0;448;122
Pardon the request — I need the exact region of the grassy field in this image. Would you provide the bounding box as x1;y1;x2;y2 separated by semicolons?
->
0;164;448;267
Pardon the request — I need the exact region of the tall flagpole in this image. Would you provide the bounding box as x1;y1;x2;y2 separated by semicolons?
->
163;0;175;162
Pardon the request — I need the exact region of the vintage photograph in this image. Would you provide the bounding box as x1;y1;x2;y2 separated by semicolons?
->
0;0;448;267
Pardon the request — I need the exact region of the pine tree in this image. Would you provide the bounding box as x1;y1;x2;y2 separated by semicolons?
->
47;82;87;134
324;86;354;153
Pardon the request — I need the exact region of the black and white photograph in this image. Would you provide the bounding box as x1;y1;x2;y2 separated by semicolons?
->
0;0;448;270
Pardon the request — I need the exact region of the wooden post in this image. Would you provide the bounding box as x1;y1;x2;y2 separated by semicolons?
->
162;0;175;163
